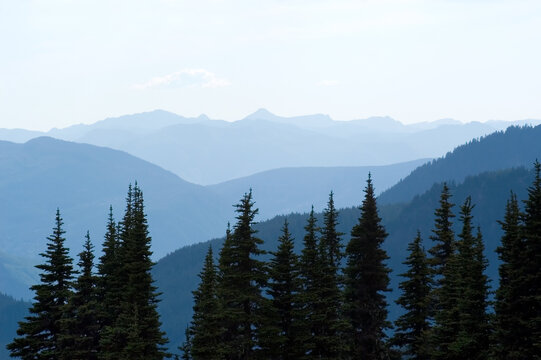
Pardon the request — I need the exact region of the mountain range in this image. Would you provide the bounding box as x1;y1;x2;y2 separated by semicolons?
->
1;109;538;184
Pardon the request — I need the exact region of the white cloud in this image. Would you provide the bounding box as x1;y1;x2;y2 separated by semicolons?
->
133;69;231;90
317;80;340;86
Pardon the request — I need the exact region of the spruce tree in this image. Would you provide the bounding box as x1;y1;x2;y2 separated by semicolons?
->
432;197;489;360
493;192;528;358
217;190;267;360
298;207;322;358
99;184;169;359
391;231;431;360
344;175;391;360
521;160;541;357
61;232;100;360
429;183;456;282
7;209;74;359
189;246;222;360
313;192;347;359
451;199;489;359
260;220;306;359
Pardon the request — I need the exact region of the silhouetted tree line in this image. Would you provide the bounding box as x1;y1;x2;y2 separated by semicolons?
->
6;162;541;359
7;184;169;359
183;162;541;360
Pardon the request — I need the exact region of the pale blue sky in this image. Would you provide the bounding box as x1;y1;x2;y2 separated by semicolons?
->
1;0;540;130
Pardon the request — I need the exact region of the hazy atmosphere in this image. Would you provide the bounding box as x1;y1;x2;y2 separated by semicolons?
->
2;0;541;130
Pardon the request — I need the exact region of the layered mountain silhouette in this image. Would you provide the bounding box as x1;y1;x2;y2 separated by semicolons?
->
1;109;538;184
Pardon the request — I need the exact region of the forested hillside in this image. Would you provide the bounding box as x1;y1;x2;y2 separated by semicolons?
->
154;166;534;351
379;125;541;204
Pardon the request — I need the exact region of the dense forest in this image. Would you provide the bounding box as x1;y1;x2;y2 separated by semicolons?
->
6;162;541;359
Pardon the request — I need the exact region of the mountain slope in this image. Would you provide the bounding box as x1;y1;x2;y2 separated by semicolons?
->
0;293;30;359
378;125;541;204
0;137;230;298
207;159;429;220
153;166;534;352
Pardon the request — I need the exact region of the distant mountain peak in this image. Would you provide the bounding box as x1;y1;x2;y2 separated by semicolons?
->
244;108;277;120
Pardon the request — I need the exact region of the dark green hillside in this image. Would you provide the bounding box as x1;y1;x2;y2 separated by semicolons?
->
0;293;30;359
379;125;541;204
153;166;534;352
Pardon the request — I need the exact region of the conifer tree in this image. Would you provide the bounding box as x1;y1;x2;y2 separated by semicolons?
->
521;160;541;357
100;184;169;359
344;175;391;360
432;197;489;360
7;209;74;359
179;326;192;360
189;246;222;360
452;199;489;359
391;231;431;360
217;190;267;360
313;192;348;358
429;183;456;282
298;207;322;357
61;232;100;360
97;206;121;336
260;220;306;359
493;192;528;358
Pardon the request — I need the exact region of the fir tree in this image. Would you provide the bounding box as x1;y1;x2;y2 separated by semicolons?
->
7;209;74;360
344;175;391;360
61;232;100;360
189;246;222;360
521;160;541;357
97;206;121;336
179;326;192;360
391;231;431;360
312;192;347;359
493;192;529;358
298;207;321;358
100;184;169;359
451;199;489;359
429;183;456;282
217;190;267;360
260;220;306;359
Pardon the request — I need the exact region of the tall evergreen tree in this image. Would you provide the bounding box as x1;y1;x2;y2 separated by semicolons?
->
432;197;489;360
7;209;75;360
312;192;348;359
298;207;322;358
189;246;223;360
521;160;541;357
493;192;529;358
429;183;456;282
97;206;121;336
217;190;267;360
344;175;391;360
99;184;169;359
260;220;306;359
61;232;100;360
391;231;432;360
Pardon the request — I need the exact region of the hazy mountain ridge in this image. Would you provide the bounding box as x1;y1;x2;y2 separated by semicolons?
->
1;109;539;184
379;125;541;204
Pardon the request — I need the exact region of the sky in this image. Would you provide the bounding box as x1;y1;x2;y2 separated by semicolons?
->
1;0;540;131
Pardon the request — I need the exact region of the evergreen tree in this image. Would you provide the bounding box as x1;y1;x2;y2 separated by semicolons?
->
493;192;529;358
429;183;456;282
260;220;306;359
298;207;321;358
61;232;100;360
432;197;489;360
391;231;431;360
189;246;223;360
521;160;541;357
97;206;122;336
344;175;391;360
7;209;74;359
312;192;347;359
179;326;192;360
217;190;267;360
451;199;490;359
99;184;169;359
